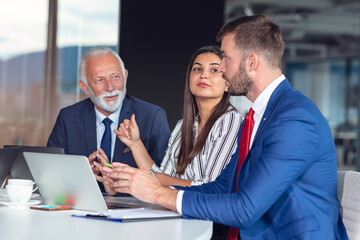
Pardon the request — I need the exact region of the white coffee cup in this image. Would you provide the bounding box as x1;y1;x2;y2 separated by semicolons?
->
7;179;38;192
6;185;34;202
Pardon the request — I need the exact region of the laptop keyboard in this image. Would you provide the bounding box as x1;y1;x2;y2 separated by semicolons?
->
106;201;141;210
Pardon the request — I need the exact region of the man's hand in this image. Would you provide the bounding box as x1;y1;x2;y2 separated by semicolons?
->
88;148;110;175
88;148;117;195
93;161;116;195
88;150;100;175
103;162;178;211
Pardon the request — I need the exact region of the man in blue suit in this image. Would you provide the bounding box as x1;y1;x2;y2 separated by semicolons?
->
47;47;170;189
102;16;348;239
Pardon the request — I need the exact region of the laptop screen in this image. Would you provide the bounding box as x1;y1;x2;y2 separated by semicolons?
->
0;148;21;187
4;145;64;181
24;152;108;212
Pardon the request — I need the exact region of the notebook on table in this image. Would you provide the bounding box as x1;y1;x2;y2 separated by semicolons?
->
23;152;145;212
4;145;64;182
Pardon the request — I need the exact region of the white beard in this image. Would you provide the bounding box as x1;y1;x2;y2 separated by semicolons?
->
87;87;126;113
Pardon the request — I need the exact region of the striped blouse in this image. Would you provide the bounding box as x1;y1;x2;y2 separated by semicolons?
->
151;108;243;186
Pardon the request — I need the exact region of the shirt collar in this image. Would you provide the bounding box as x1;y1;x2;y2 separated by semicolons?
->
95;104;122;127
252;74;286;117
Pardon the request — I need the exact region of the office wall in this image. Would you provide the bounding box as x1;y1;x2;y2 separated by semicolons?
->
119;0;225;129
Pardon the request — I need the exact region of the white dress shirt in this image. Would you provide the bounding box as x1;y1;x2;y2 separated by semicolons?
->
95;105;122;162
250;74;285;148
176;74;286;214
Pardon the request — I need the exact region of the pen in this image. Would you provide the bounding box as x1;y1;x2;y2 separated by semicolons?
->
105;162;114;169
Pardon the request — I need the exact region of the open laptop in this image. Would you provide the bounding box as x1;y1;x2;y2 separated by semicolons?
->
23;152;141;212
0;148;21;187
4;145;64;181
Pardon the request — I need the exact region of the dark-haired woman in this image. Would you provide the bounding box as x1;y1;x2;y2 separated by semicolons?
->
114;46;243;187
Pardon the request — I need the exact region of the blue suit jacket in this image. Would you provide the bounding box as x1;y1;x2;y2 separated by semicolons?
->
179;80;348;239
47;95;170;168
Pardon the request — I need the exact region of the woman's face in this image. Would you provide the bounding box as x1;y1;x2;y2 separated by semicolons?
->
189;53;227;102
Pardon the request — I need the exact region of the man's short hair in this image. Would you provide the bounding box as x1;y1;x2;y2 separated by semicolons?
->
216;15;284;68
79;47;126;85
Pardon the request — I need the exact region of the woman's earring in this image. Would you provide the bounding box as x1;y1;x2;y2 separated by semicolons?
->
225;87;228;92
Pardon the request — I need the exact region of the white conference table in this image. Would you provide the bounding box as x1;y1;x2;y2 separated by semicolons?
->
0;198;213;240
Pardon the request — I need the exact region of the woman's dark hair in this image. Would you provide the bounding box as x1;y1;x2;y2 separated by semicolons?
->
176;45;231;175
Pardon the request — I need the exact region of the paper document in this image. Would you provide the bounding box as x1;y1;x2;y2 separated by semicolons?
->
72;208;182;222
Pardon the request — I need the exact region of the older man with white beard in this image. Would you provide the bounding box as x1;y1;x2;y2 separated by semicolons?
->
47;47;170;192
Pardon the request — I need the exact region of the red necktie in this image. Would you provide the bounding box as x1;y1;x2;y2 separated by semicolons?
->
227;108;255;240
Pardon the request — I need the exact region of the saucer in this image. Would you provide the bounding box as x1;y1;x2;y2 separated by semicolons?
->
0;189;40;199
0;200;41;209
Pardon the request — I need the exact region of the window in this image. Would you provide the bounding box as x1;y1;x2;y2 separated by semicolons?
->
287;60;360;170
0;0;48;145
56;0;119;107
0;0;120;146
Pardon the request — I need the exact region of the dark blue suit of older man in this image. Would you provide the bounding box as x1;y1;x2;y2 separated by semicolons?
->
47;95;170;168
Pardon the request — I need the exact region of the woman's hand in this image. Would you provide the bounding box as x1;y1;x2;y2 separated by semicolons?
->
115;114;140;148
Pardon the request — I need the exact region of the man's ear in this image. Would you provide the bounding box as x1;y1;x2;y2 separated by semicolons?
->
124;69;128;85
247;53;260;72
79;80;89;95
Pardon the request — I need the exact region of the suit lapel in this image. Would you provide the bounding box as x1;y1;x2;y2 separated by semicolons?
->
84;99;97;155
113;96;132;163
251;79;292;149
236;80;292;190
